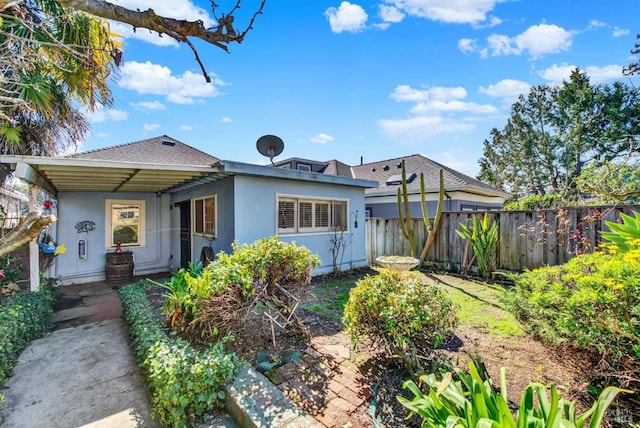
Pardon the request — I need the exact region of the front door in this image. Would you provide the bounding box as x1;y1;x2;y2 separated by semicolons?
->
178;201;191;268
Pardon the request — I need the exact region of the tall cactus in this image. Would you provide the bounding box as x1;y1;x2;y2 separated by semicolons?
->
397;160;445;264
398;160;417;257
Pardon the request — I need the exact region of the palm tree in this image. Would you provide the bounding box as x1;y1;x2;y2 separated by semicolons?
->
0;0;121;255
0;0;120;161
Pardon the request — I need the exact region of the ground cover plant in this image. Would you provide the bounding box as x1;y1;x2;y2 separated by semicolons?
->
118;281;243;427
0;283;55;414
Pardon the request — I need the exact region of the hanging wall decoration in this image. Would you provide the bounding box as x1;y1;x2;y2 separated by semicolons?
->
75;220;96;234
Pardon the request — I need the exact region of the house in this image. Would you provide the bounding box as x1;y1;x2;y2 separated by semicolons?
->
1;136;377;285
274;154;511;217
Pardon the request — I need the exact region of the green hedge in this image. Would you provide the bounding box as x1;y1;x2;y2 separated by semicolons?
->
0;285;56;390
118;281;244;427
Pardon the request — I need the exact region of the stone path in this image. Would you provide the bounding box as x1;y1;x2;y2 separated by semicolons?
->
269;333;375;428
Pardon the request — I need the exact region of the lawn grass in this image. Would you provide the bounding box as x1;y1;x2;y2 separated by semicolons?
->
425;273;525;338
304;270;524;339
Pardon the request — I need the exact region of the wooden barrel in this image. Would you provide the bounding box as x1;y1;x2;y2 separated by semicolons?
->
105;251;134;284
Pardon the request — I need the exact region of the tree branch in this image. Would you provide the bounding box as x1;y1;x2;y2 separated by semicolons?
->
55;0;265;50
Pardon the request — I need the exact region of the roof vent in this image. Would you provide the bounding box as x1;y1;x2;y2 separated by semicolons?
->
397;162;402;169
386;172;416;186
162;140;176;147
372;168;376;172
383;165;390;171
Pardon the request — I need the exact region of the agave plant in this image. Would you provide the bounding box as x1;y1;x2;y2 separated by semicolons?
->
456;212;499;280
600;211;640;254
398;360;630;428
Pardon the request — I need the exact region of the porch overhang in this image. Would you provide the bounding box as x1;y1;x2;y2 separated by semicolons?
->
1;155;217;197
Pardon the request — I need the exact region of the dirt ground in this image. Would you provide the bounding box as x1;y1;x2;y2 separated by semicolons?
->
147;269;638;427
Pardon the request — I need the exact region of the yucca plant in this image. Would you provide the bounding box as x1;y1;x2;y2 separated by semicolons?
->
398;360;630;428
456;213;499;280
600;211;640;254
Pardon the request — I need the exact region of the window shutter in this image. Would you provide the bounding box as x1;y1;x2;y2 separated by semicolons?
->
278;199;296;229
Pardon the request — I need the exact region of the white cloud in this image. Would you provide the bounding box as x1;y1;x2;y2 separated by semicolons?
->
411;100;497;114
381;82;497;142
118;61;224;104
539;63;623;84
143;123;160;131
588;20;606;29
94;132;109;138
458;38;479;53
86;108;128;123
130;100;166;111
379;5;405;23
180;124;192;131
613;27;630;38
390;85;467;102
309;133;334;144
221;117;232;123
384;0;503;25
108;0;215;46
479;79;531;102
484;24;575;59
325;2;368;34
378;115;475;140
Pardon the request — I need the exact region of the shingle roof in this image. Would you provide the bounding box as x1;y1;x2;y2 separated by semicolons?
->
323;159;353;177
67;135;219;166
351;154;506;195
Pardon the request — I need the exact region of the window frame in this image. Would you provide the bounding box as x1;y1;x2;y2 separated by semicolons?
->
192;194;217;238
105;199;146;248
276;194;348;235
297;163;312;172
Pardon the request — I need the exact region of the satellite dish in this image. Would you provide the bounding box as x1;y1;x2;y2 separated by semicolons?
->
256;135;284;165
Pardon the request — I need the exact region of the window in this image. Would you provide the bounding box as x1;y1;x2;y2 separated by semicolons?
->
277;196;347;234
297;163;311;172
193;195;217;237
106;199;145;248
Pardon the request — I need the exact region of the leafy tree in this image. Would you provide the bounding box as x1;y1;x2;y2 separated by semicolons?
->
623;33;640;77
1;0;120;161
577;162;640;204
478;69;640;202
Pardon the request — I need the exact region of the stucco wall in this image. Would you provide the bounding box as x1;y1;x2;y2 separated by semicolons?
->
233;176;369;275
54;192;172;284
169;177;235;268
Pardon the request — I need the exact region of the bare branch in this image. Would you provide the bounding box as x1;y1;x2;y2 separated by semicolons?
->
56;0;265;49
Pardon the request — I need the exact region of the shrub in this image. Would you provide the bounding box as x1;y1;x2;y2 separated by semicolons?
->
600;210;640;254
398;360;630;427
455;212;499;279
504;252;640;386
157;237;320;342
0;284;56;393
118;281;243;427
342;269;457;377
503;193;562;211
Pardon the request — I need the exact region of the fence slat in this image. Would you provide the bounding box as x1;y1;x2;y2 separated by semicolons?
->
364;205;639;272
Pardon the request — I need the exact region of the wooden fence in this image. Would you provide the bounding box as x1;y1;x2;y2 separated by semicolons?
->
365;205;640;272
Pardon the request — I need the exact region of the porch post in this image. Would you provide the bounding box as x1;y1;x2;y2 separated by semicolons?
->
28;184;40;291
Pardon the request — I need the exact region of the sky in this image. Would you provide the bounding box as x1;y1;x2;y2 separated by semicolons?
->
80;0;639;177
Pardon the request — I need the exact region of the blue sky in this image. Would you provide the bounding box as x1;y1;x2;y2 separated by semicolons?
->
81;0;639;177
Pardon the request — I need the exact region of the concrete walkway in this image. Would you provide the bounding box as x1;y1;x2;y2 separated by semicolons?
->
1;278;161;428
